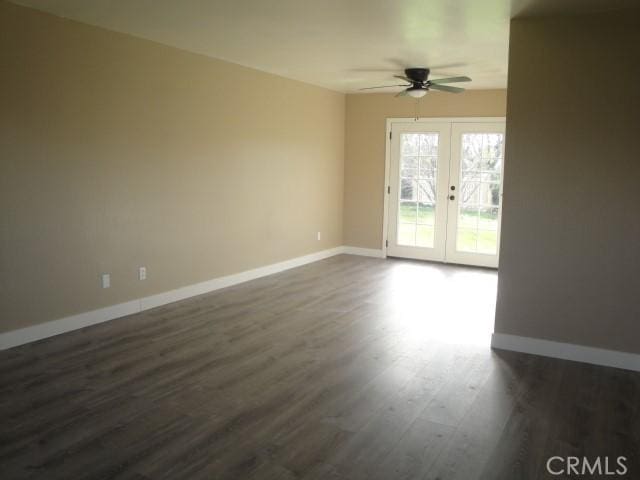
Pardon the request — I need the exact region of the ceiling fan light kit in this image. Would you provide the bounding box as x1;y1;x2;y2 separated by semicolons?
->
407;88;427;98
360;67;471;97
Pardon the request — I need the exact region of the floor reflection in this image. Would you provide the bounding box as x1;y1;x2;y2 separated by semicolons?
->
375;259;497;346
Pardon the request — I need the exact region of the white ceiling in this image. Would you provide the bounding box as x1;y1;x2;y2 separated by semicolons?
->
12;0;640;93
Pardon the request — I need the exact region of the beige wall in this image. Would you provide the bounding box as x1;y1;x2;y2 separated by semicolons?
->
344;90;507;249
0;1;345;332
495;12;640;353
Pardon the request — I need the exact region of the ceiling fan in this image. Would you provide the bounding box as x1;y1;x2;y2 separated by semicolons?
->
360;67;471;98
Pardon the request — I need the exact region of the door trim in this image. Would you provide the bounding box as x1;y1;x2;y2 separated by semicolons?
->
382;117;506;261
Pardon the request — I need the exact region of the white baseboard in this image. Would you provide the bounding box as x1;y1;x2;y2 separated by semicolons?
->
0;245;459;350
0;246;346;350
491;333;640;372
342;246;385;258
138;246;346;311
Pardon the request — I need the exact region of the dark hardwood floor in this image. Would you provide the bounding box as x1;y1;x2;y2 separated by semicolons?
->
1;255;639;479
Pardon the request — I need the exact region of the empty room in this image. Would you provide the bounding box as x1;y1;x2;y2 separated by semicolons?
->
2;1;640;479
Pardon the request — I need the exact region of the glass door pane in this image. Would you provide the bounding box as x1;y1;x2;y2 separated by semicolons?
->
397;133;439;248
456;133;503;254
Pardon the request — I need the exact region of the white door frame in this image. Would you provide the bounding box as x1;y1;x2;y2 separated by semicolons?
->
382;117;507;263
386;121;452;261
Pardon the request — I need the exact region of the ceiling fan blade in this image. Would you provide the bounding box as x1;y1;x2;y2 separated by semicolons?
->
359;84;410;91
395;90;408;97
394;75;414;83
430;84;465;93
430;76;471;85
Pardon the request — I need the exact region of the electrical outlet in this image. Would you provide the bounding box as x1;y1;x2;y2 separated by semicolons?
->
317;231;321;241
101;273;110;289
139;267;147;281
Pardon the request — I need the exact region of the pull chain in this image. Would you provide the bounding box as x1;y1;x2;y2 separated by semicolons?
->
414;97;420;121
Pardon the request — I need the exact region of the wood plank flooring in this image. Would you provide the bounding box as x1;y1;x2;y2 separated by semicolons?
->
1;255;639;479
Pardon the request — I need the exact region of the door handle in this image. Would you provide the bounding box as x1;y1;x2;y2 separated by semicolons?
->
449;195;455;200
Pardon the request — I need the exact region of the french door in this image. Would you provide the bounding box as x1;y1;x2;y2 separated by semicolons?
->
386;119;506;268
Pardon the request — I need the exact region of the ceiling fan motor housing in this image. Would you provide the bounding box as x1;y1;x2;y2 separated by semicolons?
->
405;68;430;84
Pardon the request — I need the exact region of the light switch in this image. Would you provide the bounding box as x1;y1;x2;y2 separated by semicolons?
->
101;273;110;289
